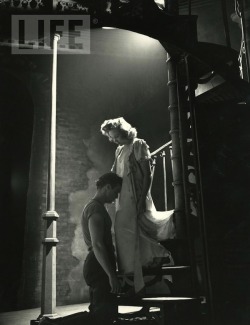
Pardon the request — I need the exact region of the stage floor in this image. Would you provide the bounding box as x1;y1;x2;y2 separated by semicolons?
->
0;303;143;325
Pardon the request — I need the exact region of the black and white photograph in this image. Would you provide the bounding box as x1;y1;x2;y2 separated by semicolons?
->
0;1;250;325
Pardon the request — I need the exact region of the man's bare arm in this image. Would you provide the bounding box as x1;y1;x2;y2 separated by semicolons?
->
89;213;121;293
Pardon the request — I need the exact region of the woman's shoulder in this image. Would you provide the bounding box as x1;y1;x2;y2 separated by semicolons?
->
133;138;149;148
132;138;150;160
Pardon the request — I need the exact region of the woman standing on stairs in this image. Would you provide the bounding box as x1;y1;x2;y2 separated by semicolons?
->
100;117;175;294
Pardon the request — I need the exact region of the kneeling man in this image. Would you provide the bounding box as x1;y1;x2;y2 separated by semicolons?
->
82;172;122;324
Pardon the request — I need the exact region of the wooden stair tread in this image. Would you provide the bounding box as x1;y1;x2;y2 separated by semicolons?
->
143;296;200;301
162;40;250;100
161;265;190;270
191;43;250;99
162;41;239;71
144;265;190;275
196;79;249;103
117;296;201;307
175;42;240;81
117;265;190;277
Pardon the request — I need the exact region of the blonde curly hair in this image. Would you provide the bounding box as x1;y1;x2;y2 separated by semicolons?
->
100;117;137;142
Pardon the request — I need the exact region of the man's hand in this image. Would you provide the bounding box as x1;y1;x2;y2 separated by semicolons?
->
109;275;122;294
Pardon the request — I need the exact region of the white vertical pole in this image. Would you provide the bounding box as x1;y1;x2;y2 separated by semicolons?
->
49;34;60;211
40;34;60;319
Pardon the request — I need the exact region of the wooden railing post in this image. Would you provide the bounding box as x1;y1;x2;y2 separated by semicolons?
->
167;54;186;239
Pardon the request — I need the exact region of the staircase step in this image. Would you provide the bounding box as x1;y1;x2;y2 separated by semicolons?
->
117;297;202;325
162;40;250;102
142;296;200;304
196;78;248;104
144;265;191;275
117;265;190;277
117;295;200;307
162;41;238;77
143;297;202;325
192;42;239;76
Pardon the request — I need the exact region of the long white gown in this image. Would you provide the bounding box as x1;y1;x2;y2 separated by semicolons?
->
112;138;175;293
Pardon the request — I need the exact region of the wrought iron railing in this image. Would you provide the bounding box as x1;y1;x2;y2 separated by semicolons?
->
150;140;172;211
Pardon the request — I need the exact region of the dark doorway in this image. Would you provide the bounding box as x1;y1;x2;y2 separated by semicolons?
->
0;71;34;311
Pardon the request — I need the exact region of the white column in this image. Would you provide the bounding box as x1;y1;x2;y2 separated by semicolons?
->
40;33;60;318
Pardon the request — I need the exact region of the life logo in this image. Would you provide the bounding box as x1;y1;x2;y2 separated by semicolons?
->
11;15;90;54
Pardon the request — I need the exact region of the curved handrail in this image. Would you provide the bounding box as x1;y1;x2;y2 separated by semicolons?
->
151;140;172;156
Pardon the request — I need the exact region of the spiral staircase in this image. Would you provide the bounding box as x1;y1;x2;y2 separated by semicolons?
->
1;1;250;324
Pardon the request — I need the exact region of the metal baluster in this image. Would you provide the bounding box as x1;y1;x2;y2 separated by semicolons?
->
167;54;186;239
149;155;157;192
161;150;168;211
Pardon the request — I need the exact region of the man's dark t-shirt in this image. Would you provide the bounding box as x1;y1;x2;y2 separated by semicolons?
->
82;199;116;267
82;199;117;323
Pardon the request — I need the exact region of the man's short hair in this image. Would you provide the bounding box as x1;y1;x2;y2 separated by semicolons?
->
96;172;122;189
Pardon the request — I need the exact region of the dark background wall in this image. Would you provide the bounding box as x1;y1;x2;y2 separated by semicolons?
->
0;71;34;311
0;55;52;311
196;102;250;323
0;0;243;312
